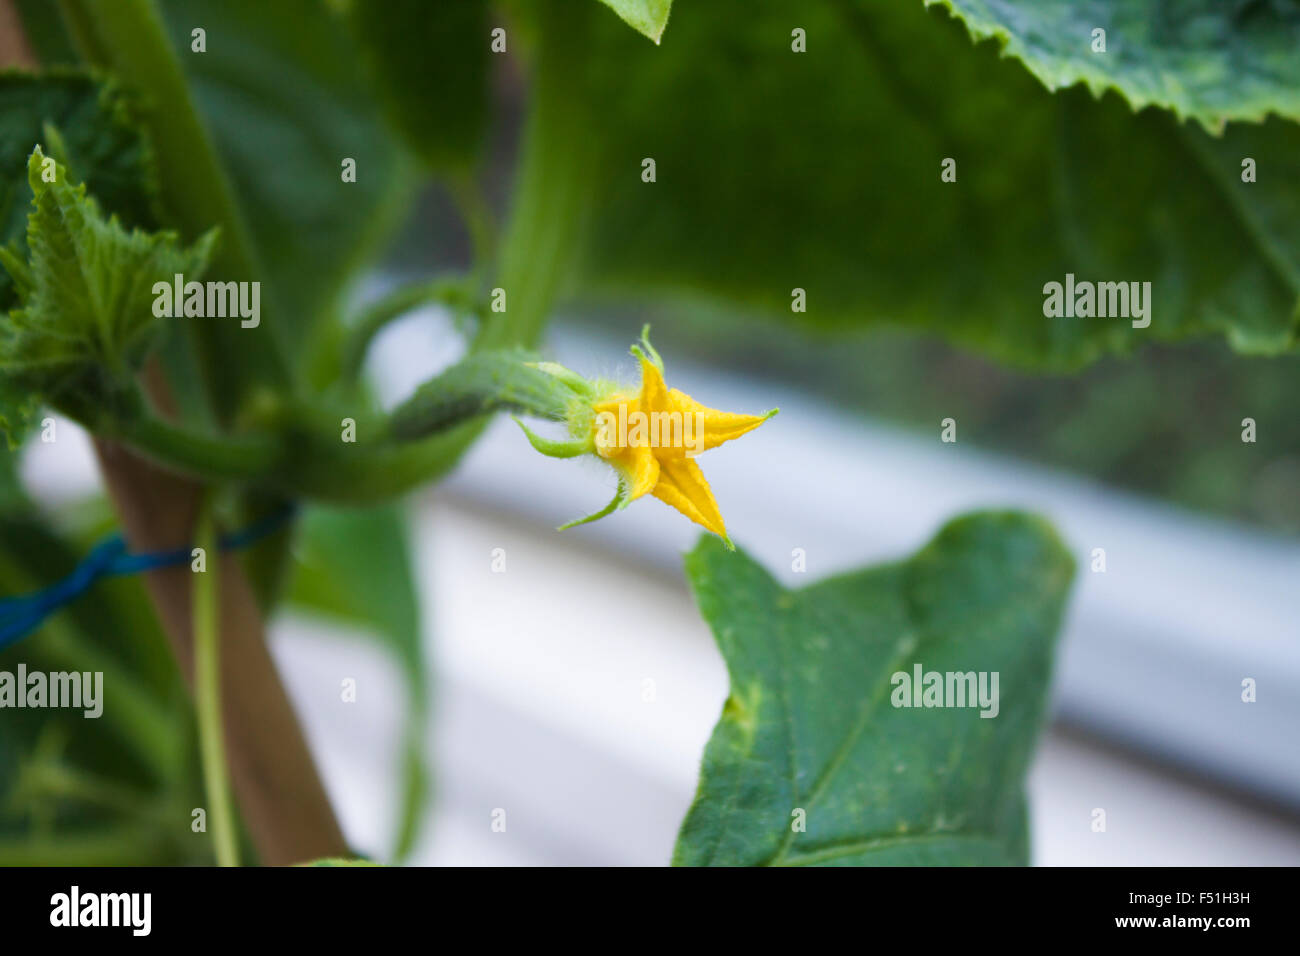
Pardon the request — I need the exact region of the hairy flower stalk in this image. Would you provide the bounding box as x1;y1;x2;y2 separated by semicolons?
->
516;328;777;546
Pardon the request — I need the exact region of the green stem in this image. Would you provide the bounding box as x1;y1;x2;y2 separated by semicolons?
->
282;420;481;502
192;499;238;867
449;173;496;282
387;350;572;439
122;412;456;502
78;401;427;501
341;276;475;383
112;413;280;483
75;347;577;501
341;1;601;487
477;3;595;352
58;0;292;425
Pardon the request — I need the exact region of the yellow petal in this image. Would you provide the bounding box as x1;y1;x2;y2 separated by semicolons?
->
638;356;671;413
652;457;727;538
652;389;773;458
591;393;636;458
617;442;661;500
591;392;635;418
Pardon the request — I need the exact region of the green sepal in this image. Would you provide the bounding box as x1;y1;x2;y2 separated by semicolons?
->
513;417;593;459
558;481;629;530
629;324;664;372
526;360;596;398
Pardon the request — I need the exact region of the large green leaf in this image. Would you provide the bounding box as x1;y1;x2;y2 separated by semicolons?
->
929;0;1300;130
349;0;489;173
544;0;1300;368
675;512;1074;866
286;503;429;860
157;0;418;345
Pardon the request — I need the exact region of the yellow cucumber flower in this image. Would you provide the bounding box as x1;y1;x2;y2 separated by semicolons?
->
515;328;777;547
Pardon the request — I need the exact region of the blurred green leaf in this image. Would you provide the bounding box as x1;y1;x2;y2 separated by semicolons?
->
287;503;429;860
349;0;489;173
675;512;1074;866
13;0;79;66
158;0;419;345
0;439;25;508
595;0;672;43
0;383;38;452
546;0;1300;369
0;513;208;865
929;0;1300;130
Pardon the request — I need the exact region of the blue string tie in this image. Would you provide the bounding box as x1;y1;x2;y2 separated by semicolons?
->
0;505;296;651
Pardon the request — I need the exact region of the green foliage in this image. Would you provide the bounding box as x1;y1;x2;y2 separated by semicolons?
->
0;514;212;866
0;148;215;434
595;0;673;43
929;0;1300;130
544;0;1300;369
349;0;489;173
675;513;1074;866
